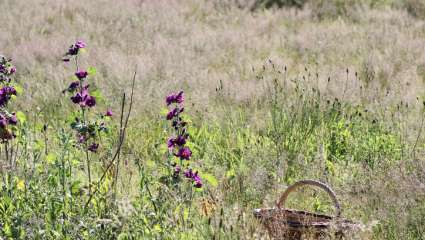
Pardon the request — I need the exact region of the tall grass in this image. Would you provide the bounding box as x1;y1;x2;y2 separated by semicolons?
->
0;0;424;239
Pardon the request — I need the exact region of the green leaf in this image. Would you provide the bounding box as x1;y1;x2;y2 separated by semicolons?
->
14;84;24;95
183;207;189;221
70;181;81;196
46;153;57;164
202;173;218;187
16;111;26;124
160;108;169;116
87;66;97;75
226;169;235;178
90;89;104;102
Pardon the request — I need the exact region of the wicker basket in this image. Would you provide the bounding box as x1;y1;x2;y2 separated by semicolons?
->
254;180;361;240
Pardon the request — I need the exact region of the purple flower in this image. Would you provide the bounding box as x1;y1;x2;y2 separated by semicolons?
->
75;40;86;49
2;86;16;95
78;135;86;143
71;92;83;104
105;109;113;117
75;70;88;79
84;95;96;107
166;94;176;106
183;169;203;188
65;40;86;56
184;169;194;178
167;137;175;149
67;81;80;92
194;178;203;188
166;107;183;120
165;91;184;105
0;86;17;106
175;135;186;146
67;46;79;56
176;147;192;160
174;165;181;175
9;67;16;74
166;108;178;120
167;135;186;149
88;143;99;152
8;113;17;125
175;91;184;103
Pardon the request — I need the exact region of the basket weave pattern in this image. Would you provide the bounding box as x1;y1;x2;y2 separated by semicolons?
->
254;180;360;240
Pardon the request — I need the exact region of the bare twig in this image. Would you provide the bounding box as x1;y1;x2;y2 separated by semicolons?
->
84;70;136;209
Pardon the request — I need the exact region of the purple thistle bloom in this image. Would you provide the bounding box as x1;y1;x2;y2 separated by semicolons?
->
105;109;113;117
65;40;86;56
174;165;181;175
191;171;202;188
166;94;176;106
167;135;186;149
75;70;88;79
9;66;16;74
0;86;17;106
88;143;99;152
165;91;184;105
3;86;16;95
8;113;17;125
175;91;184;104
166;108;178;120
175;135;186;146
176;147;192;160
71;92;83;104
67;81;80;92
167;137;175;149
184;169;194;178
84;95;96;107
194;178;203;188
78;135;86;143
67;46;79;56
75;40;86;49
183;169;203;188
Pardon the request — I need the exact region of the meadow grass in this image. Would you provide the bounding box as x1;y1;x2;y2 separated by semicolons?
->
0;0;424;239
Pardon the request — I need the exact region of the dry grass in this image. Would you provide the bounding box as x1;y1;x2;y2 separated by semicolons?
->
0;0;424;110
0;0;424;239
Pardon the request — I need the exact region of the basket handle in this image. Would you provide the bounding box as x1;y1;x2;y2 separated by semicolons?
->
276;179;341;218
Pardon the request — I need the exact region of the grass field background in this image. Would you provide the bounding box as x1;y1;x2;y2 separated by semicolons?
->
0;0;424;239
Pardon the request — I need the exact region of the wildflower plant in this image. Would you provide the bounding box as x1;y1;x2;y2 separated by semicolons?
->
62;40;111;195
165;91;202;188
0;56;20;143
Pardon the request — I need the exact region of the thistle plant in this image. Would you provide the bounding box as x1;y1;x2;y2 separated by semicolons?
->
62;40;111;196
165;91;202;188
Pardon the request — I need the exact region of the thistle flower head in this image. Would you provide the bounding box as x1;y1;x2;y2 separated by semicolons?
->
105;109;113;117
166;91;184;106
65;40;86;57
65;81;80;93
184;169;203;188
88;143;99;152
75;70;88;80
0;86;17;106
84;95;96;108
176;147;192;160
8;113;17;125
